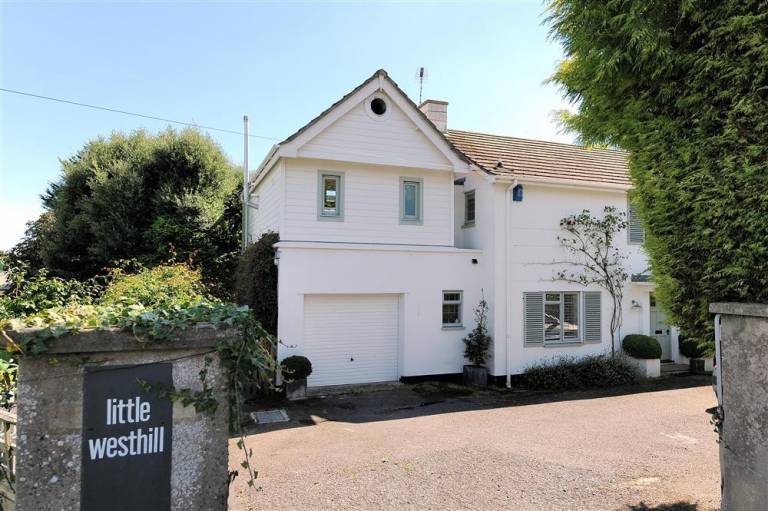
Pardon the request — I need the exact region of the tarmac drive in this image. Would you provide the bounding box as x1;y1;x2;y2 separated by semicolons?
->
229;376;719;511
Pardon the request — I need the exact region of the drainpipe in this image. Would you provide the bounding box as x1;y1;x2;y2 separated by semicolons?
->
504;179;517;388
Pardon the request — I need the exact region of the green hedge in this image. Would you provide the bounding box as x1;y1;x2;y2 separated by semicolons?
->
622;334;662;359
234;232;279;335
521;355;638;391
679;337;706;359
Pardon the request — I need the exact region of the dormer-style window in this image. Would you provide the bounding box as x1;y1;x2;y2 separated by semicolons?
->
399;177;423;224
318;171;344;220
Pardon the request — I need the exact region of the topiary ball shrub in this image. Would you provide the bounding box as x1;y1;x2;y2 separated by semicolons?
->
622;334;662;359
679;337;706;359
281;355;312;381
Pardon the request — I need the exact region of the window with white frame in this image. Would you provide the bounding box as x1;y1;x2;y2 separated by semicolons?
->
442;291;463;327
400;177;423;224
464;190;476;226
524;291;602;346
318;172;343;219
544;292;580;343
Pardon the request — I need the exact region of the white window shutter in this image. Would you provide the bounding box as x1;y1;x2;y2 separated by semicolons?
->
583;291;602;343
628;201;645;244
524;292;544;346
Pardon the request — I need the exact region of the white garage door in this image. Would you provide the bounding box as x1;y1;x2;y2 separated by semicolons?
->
303;294;399;387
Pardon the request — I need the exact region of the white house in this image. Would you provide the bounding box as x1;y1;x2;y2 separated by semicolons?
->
248;69;681;388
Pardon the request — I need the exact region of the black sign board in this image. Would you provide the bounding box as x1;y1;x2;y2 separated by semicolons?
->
81;363;173;511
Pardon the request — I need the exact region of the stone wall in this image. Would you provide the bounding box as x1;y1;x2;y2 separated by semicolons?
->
710;303;768;511
13;326;235;511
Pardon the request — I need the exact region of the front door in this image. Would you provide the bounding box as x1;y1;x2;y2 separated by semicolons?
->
650;293;671;360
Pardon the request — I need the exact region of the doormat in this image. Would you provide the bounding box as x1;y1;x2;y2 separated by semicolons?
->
250;409;289;424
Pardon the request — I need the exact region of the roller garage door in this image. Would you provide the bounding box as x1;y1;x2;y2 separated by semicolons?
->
302;294;399;387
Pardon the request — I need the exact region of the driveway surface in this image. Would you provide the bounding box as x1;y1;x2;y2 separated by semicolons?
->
229;376;719;511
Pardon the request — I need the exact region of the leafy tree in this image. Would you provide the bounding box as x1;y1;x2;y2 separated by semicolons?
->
8;212;55;272
546;1;768;349
555;207;629;355
27;128;240;298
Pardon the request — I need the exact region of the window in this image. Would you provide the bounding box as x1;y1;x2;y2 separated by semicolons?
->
464;190;476;227
524;291;602;346
544;292;580;343
370;98;387;116
628;200;645;244
442;291;463;327
318;172;343;220
399;177;423;224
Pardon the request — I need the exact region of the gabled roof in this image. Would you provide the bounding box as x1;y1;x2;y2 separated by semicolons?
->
252;70;471;186
445;129;630;188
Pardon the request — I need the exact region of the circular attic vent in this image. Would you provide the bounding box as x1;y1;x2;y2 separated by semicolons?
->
370;97;387;116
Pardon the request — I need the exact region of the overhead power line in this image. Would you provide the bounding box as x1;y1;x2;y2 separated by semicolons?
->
0;87;281;141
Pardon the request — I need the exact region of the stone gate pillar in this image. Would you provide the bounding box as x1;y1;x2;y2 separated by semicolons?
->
710;303;768;511
13;326;234;511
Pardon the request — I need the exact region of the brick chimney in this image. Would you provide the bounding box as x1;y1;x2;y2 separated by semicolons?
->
418;100;448;132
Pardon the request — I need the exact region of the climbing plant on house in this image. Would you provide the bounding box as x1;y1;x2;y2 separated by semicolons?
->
554;207;629;355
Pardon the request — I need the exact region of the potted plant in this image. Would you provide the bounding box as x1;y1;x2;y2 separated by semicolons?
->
281;355;313;400
679;337;713;373
462;297;492;386
621;334;662;378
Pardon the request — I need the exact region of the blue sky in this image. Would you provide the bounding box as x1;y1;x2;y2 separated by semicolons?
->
0;0;571;250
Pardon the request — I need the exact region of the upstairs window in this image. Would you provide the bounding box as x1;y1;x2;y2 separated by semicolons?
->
628;200;645;244
464;190;476;227
442;291;463;327
318;172;343;220
400;177;423;224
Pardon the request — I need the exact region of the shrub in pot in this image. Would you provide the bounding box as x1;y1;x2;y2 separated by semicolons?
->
679;336;712;373
462;298;491;386
281;355;312;400
622;334;662;378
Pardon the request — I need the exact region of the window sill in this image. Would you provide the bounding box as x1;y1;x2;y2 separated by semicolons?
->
318;215;344;222
442;325;465;331
461;221;475;229
544;340;583;347
400;219;423;226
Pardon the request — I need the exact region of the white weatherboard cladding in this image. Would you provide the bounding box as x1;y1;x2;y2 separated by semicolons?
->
249;162;283;240
282;159;453;245
302;294;399;387
297;97;453;170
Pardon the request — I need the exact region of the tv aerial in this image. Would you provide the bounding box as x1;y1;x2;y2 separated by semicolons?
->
415;67;429;104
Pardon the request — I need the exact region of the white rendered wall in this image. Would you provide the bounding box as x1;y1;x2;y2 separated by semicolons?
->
492;183;655;375
276;243;483;378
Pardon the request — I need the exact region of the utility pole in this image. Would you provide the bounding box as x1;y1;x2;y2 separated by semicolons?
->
242;115;249;251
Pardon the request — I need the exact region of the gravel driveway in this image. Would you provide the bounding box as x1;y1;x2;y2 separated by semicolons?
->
229;376;719;511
